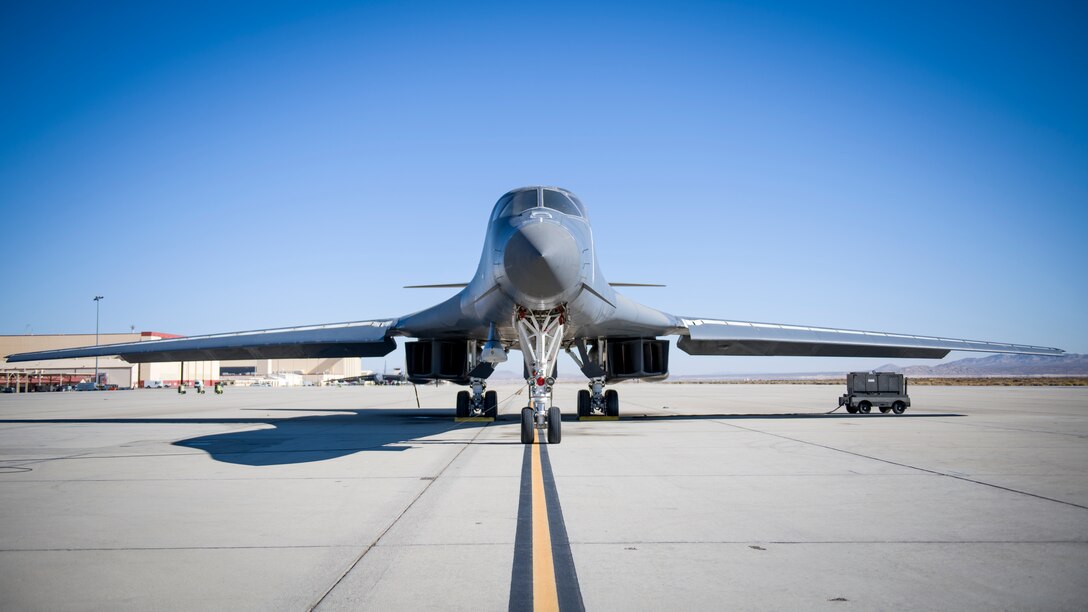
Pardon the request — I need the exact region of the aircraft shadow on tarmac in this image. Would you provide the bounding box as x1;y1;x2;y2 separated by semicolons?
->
0;409;498;467
175;409;964;465
0;409;964;467
170;408;516;466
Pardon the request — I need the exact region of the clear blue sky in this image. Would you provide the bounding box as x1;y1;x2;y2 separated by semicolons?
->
1;0;1085;375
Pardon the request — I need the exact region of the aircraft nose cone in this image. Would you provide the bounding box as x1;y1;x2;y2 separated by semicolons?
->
503;222;581;301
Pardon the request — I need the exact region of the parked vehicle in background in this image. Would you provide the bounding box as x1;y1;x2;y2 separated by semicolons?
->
145;380;166;389
839;372;910;415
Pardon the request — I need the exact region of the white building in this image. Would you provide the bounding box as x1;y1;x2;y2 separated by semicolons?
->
1;332;361;390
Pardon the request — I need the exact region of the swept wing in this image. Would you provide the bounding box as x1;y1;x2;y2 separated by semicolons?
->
4;320;396;363
676;318;1063;359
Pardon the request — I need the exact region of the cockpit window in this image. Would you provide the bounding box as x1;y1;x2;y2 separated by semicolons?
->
542;189;585;217
497;189;540;218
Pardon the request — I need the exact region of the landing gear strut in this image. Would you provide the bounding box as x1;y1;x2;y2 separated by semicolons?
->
456;378;498;419
515;306;565;443
567;338;621;419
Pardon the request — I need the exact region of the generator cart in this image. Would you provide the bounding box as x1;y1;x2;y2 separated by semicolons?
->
839;372;910;415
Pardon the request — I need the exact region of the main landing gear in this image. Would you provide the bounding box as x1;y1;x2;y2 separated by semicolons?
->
515;306;565;444
576;377;619;418
456;378;498;419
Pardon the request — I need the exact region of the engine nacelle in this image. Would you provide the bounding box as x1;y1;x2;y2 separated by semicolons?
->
405;339;470;384
605;338;669;381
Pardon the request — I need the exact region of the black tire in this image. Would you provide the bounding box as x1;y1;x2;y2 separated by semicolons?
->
521;407;535;444
879;406;891;414
858;401;872;414
577;389;590;417
846;405;859;414
547;406;561;444
605;389;619;417
456;390;469;418
892;401;907;415
484;390;498;418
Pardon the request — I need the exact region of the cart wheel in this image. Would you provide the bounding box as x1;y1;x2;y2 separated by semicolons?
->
846;405;859;414
879;406;891;414
858;401;871;414
892;401;907;415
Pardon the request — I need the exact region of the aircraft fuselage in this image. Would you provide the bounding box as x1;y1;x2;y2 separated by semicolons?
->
396;187;678;345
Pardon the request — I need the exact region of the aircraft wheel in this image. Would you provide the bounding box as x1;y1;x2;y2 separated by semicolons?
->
605;389;619;417
484;390;498;418
456;390;469;418
879;406;891;414
892;401;907;415
577;389;590;417
520;407;535;444
845;405;859;414
858;401;872;414
547;406;561;444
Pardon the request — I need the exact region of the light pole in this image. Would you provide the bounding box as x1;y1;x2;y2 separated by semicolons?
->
93;296;104;388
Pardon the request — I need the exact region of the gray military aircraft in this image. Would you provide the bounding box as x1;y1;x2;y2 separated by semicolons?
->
6;186;1064;443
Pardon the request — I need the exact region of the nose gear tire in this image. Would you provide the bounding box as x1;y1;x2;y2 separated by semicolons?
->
521;407;535;444
547;406;561;444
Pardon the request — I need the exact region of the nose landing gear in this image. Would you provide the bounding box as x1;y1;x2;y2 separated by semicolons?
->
515;306;565;444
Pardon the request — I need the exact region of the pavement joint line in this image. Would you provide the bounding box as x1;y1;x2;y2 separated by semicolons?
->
548;473;988;479
0;447;112;470
370;542;513;547
0;476;504;483
916;419;1088;439
559;540;1088;546
306;421;490;612
361;539;1088;548
0;545;361;552
713;420;1088;511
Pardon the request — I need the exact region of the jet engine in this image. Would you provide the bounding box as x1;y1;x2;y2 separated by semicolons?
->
595;337;670;381
405;339;470;384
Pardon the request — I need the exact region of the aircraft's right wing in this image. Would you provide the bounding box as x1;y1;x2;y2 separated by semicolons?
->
676;318;1064;359
4;320;397;363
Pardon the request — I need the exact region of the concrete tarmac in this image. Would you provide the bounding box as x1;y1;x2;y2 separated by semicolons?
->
0;383;1085;611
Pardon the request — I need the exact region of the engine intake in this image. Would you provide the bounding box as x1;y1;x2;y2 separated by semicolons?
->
405;339;470;383
605;338;669;381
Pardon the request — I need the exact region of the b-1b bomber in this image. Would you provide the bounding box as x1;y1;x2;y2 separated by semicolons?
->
7;187;1063;443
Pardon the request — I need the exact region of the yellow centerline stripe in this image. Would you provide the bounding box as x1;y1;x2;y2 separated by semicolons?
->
531;442;560;612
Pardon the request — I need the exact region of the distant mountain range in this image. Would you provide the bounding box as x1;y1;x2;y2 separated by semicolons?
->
488;353;1088;381
877;353;1088;377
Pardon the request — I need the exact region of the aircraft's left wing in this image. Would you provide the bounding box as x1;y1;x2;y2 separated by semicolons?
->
4;320;397;363
676;318;1063;359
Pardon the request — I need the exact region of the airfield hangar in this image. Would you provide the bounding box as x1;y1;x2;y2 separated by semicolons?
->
0;332;362;390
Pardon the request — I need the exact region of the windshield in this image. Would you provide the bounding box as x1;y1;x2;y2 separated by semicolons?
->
497;189;540;218
542;189;585;217
495;187;587;219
